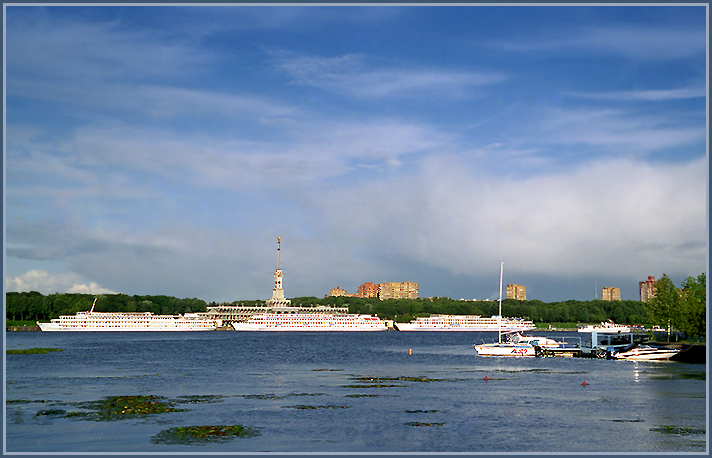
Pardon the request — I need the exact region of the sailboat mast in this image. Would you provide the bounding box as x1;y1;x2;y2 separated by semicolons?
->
498;261;503;343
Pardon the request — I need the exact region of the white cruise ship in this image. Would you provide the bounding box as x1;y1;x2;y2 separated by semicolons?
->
37;301;217;331
231;313;388;331
577;321;630;334
396;314;536;332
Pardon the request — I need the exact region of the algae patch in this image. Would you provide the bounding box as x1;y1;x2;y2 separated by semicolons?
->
7;348;63;355
351;376;443;383
282;404;349;410
65;395;186;421
151;425;260;445
650;425;706;436
404;422;444;427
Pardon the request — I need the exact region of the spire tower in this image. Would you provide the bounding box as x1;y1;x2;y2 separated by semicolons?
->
267;236;290;307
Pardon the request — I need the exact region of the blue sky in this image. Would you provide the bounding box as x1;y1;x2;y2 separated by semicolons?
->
4;5;708;303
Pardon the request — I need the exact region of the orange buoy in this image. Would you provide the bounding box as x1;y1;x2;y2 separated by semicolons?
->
484;376;489;381
408;349;412;355
582;381;588;386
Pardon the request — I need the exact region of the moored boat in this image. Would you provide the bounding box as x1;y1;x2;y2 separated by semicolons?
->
474;263;536;357
578;321;631;334
474;341;536;357
613;344;680;361
397;315;536;332
231;313;388;331
37;300;217;331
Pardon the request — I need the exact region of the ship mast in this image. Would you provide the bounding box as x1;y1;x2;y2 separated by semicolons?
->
498;261;503;344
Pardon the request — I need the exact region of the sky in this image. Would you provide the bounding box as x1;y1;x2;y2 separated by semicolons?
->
4;5;708;304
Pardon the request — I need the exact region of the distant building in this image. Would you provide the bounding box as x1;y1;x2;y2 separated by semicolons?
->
328;287;352;297
506;284;526;301
356;282;381;298
601;287;621;301
379;281;419;300
640;276;656;302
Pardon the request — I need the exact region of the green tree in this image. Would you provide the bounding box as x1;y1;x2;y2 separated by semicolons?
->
678;272;706;338
646;274;682;340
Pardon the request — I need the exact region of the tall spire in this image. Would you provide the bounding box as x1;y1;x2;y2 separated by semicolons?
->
267;236;290;306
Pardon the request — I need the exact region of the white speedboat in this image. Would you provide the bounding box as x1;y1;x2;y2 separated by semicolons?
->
397;315;536;332
231;313;388;331
578;321;631;334
508;332;562;348
474;341;536;357
37;300;217;332
474;263;536;357
613;344;680;361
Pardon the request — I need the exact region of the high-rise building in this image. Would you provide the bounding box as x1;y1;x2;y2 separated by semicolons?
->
356;282;380;298
601;287;621;301
379;281;419;300
639;276;656;302
506;284;526;301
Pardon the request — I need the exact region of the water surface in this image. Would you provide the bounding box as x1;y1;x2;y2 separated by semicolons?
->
5;331;707;453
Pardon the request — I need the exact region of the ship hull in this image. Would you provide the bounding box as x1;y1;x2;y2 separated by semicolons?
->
474;343;536;357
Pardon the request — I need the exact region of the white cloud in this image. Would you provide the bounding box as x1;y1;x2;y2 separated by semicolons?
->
489;24;706;60
563;86;706;102
7;15;212;83
272;52;506;98
535;107;706;155
5;269;116;295
314;154;707;283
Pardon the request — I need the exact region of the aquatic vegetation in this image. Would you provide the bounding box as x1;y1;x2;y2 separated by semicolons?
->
65;395;186;421
172;395;224;404
342;384;407;388
351;376;443;383
404;422;444;427
650;425;706;436
35;409;66;417
344;394;400;398
312;369;343;372
405;410;438;413
151;425;260;445
6;348;63;355
652;373;706;381
240;393;325;400
282;404;349;410
609;419;644;423
7;399;56;404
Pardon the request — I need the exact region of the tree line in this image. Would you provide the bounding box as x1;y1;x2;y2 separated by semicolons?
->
290;296;651;327
5;292;208;322
646;272;706;339
7;272;705;340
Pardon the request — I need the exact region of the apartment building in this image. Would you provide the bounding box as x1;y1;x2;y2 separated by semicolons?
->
328;287;352;297
506;284;526;301
640;276;656;302
355;282;381;298
379;281;419;300
601;287;621;301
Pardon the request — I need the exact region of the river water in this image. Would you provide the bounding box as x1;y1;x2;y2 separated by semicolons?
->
4;330;707;453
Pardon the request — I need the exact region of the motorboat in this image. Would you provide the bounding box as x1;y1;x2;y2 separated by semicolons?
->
613;343;680;361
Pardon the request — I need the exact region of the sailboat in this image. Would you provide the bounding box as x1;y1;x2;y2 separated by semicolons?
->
473;262;536;357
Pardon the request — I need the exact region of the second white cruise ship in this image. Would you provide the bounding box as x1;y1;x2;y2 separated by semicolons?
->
396;314;536;332
231;313;388;331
